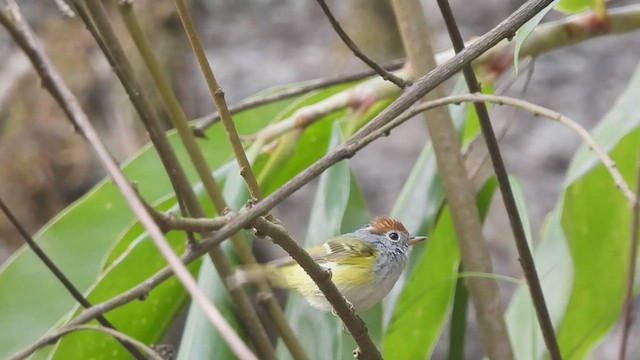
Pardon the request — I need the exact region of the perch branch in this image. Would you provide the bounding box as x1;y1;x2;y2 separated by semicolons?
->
162;0;306;356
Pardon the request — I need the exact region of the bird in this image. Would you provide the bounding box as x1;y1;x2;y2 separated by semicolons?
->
229;216;427;313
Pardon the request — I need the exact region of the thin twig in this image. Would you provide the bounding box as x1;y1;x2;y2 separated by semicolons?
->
391;0;513;357
314;0;409;88
618;144;640;360
171;0;264;202
1;1;257;359
400;94;634;205
10;325;164;360
193;59;405;133
252;217;382;360
0;195;145;360
154;0;306;356
436;1;560;357
20;1;557;348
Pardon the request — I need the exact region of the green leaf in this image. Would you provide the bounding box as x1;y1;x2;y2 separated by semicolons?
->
383;177;498;359
176;256;242;360
513;0;560;72
275;122;352;360
506;62;640;359
556;0;597;14
257;84;356;194
0;97;293;358
557;130;637;358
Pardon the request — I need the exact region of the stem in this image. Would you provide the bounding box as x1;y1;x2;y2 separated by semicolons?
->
448;264;469;360
120;0;303;357
314;0;408;88
390;0;514;358
617;140;640;360
436;1;561;358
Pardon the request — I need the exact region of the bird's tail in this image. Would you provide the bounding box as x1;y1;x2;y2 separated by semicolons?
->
227;264;266;288
227;264;289;289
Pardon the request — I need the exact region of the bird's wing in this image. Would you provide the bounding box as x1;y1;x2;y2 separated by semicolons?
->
268;236;377;268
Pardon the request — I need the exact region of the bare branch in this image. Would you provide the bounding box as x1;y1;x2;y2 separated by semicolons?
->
314;0;409;88
195;4;640;134
10;325;164;360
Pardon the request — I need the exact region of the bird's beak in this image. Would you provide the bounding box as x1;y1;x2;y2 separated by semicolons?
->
408;235;428;246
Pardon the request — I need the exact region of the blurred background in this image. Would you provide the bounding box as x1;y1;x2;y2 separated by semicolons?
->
1;0;639;357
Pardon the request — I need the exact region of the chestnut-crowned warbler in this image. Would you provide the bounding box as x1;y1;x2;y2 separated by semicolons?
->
230;216;427;312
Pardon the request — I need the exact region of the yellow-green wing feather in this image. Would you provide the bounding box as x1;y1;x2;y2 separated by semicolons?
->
269;237;378;289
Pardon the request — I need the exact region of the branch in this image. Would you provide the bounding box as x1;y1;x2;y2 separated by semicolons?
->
391;0;513;357
252;217;382;360
10;325;164;360
436;1;560;358
192;59;405;133
0;2;257;359
314;0;409;88
386;93;635;204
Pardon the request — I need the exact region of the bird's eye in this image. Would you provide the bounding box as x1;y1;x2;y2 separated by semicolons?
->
388;232;399;241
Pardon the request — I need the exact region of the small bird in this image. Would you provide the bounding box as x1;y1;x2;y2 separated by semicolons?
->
230;216;427;313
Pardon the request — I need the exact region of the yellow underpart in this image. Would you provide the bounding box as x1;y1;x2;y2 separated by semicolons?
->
269;254;377;297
